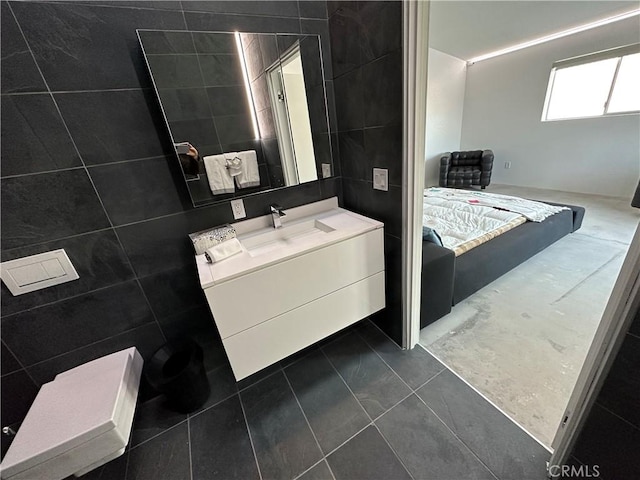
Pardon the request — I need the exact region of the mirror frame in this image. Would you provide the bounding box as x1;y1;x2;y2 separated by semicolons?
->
137;28;335;208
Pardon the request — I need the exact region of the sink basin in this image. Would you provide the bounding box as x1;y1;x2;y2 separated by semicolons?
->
239;219;336;257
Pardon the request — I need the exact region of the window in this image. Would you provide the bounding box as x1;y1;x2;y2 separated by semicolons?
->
542;44;640;121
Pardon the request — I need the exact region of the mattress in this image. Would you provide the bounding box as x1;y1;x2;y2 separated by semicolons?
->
423;195;526;256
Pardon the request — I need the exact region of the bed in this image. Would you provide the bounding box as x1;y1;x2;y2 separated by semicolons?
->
420;188;585;329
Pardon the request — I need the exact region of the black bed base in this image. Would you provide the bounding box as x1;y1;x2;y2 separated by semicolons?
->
420;204;584;329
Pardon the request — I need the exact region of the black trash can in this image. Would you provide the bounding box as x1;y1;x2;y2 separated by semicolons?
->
145;340;211;413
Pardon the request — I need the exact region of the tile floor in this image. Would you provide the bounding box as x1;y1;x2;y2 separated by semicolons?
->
420;185;639;447
80;320;549;480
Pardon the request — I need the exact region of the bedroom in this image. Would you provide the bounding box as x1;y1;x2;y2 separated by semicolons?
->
418;0;640;450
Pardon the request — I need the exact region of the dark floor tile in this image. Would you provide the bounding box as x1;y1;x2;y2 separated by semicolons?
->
362;51;402;128
0;370;39;427
279;342;319;368
127;422;190;480
322;331;410;419
190;395;260;480
327;426;411;480
597;333;640;429
27;322;165;386
1;170;110;249
188;362;238;414
285;350;370;454
131;395;187;447
2;281;154;366
1;342;21;376
417;370;549;479
55;89;170;166
356;321;445;390
1;94;82;177
0;2;46;94
1;230;134;318
77;450;128;480
241;371;323;479
89;156;188;225
11;2;185;90
297;461;334;480
572;403;640;480
376;394;495;479
236;362;282;391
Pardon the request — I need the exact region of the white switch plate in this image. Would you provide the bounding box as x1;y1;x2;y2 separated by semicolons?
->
373;168;388;191
0;249;79;296
321;163;332;178
230;199;246;220
504;161;511;169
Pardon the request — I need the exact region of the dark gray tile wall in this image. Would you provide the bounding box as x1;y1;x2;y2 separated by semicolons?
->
328;0;404;344
0;0;339;444
571;301;640;478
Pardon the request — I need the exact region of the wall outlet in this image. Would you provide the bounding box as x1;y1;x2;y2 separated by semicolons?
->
504;161;512;169
321;163;332;178
230;199;246;220
373;168;388;191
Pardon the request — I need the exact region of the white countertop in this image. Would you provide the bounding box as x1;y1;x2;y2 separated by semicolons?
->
195;197;383;288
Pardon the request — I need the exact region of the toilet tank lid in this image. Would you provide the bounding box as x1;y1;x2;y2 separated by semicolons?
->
0;347;141;477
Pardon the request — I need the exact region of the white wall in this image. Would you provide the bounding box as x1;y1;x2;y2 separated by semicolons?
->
461;16;640;198
425;48;467;187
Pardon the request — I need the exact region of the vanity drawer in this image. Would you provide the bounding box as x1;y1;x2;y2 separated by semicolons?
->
222;271;385;380
205;228;384;339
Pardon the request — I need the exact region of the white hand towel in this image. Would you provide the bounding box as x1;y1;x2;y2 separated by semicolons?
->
206;238;243;263
231;150;260;189
203;154;235;195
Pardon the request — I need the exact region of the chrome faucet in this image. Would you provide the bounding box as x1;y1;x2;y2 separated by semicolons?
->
270;204;286;229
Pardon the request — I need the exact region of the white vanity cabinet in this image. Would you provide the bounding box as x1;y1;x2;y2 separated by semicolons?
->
196;199;385;380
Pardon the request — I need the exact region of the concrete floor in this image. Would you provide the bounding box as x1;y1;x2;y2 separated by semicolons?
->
420;184;639;448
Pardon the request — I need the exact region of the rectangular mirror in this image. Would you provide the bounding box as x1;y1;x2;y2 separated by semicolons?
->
137;29;334;208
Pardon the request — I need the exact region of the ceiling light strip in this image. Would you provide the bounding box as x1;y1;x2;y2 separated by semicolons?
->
234;32;260;139
468;8;640;64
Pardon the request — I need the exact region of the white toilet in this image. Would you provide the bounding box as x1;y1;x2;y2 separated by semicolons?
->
0;347;143;480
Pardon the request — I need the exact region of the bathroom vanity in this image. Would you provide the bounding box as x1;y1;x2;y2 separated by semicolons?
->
196;198;385;380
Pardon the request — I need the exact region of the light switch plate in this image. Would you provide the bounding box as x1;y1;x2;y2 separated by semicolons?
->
230;199;246;220
321;163;332;178
0;249;79;296
373;168;389;191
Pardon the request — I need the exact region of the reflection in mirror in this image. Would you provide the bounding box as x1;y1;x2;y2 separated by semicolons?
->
137;29;333;208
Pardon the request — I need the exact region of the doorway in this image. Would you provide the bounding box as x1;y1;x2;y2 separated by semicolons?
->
404;0;640;461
